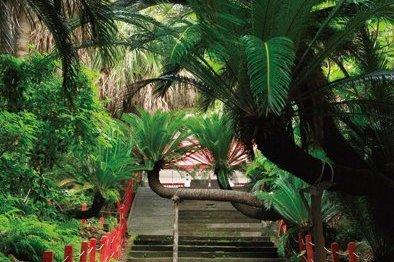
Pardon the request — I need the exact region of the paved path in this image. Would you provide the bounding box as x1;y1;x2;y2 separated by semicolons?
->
127;187;173;236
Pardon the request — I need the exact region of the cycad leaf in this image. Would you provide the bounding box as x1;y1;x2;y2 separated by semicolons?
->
242;35;295;115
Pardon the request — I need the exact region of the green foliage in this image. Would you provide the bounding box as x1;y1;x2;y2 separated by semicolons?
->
0;54;128;260
0;194;82;262
188;114;234;170
187;113;249;186
242;36;295;115
123;110;194;168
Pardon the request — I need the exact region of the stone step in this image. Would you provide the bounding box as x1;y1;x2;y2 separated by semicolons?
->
179;210;260;220
179;219;260;224
178;232;263;237
179;222;262;228
134;239;274;247
179;228;261;233
134;235;271;242
131;245;277;253
128;250;279;258
126;258;285;262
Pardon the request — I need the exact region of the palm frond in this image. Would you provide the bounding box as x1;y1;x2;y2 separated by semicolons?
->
242;36;295;115
122;110;195;168
297;0;394;85
250;0;281;40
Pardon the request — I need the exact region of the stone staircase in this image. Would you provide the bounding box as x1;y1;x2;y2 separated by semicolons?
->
126;186;283;261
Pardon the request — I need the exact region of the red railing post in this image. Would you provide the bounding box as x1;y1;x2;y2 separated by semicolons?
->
89;238;96;262
109;232;115;259
99;216;105;229
100;235;108;262
64;245;73;262
81;203;87;224
348;242;358;262
80;241;89;262
42;251;54;262
305;234;314;262
331;242;339;262
298;232;306;261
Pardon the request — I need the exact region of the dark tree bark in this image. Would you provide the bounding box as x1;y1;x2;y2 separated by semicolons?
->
147;160;265;207
253;119;394;197
215;171;282;221
65;191;106;219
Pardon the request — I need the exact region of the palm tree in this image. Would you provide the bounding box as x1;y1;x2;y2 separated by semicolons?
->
62;132;139;219
188;113;281;220
121;0;394;259
256;173;338;256
122;110;266;207
0;0;118;102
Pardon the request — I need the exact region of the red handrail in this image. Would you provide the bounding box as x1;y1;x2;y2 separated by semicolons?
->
42;174;140;262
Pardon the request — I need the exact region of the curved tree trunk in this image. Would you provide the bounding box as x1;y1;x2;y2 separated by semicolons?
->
214;172;282;221
65;191;106;219
147;161;265;207
253;119;394;197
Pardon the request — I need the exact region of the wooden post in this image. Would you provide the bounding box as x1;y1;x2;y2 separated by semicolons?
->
100;235;108;262
42;251;54;262
89;238;96;262
64;245;73;262
305;234;314;262
331;242;339;262
172;195;180;262
80;241;89;262
81;203;87;224
348;242;358;262
310;186;325;262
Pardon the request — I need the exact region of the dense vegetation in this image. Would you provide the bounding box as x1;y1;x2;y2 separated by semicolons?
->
0;54;131;261
0;0;392;261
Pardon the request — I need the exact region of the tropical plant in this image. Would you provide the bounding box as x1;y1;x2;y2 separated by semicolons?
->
122;110;266;208
0;0;118;101
57;131;139;218
123;109;195;169
257;174;337;227
188;113;281;220
188;113;248;183
122;0;394;257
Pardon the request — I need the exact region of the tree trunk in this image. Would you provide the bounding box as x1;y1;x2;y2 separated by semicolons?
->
253;119;394;197
215;171;282;221
15;10;31;57
172;196;179;262
310;187;325;262
65;191;106;219
147;160;275;207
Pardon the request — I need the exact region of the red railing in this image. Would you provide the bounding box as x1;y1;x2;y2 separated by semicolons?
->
42;178;137;262
299;233;359;262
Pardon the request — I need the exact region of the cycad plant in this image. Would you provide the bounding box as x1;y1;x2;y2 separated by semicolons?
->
122;110;268;209
256;173;338;257
188;113;248;184
62;132;138;219
122;109;195;169
188;113;281;220
257;174;337;227
120;0;394;257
